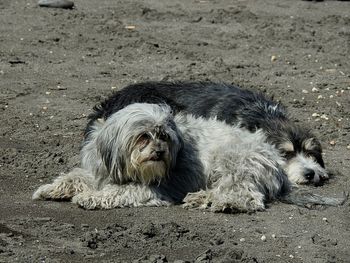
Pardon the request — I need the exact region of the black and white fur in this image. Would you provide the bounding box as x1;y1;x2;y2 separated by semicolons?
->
33;104;344;212
86;82;328;186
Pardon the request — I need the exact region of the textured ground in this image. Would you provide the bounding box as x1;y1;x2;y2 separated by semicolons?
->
0;0;349;262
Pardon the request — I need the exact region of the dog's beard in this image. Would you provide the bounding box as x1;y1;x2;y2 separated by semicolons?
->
127;148;171;185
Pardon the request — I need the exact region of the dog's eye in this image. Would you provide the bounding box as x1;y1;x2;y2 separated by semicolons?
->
158;133;169;141
305;150;320;162
283;151;295;159
138;133;151;142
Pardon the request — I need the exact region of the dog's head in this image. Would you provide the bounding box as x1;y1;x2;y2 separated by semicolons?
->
275;126;328;186
96;103;183;185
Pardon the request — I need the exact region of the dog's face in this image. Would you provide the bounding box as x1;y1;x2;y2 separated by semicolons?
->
128;128;173;184
96;103;183;185
278;137;328;185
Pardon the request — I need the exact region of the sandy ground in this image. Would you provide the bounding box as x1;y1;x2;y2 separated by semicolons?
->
0;0;350;262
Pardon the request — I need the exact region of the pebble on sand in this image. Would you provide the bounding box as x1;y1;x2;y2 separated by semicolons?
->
320;114;329;120
261;235;267;242
38;0;74;9
125;25;136;30
271;55;277;62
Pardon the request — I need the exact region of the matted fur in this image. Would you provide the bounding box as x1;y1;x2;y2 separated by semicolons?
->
85;81;328;185
33;104;345;212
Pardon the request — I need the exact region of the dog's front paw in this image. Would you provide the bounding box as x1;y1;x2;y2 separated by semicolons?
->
72;192;99;210
183;191;211;210
32;183;71;200
32;184;52;200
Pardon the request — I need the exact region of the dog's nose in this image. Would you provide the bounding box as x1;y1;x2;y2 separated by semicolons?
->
155;150;165;158
304;169;315;180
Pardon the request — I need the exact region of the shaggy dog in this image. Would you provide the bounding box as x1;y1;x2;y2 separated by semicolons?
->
33;103;344;212
86;82;328;186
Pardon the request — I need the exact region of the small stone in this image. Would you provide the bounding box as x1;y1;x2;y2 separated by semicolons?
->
289;254;294;259
302;89;309;94
55;85;67;90
45;91;51;95
329;140;336;146
320;114;329;120
196;250;211;261
111;86;117;90
38;0;74;9
261;235;267;242
322;217;328;222
239;238;245;242
42;106;48;111
312;87;319;92
347;145;350;150
317;95;324;99
330;95;334;98
312;113;320;117
271;234;276;239
125;25;136;30
271;55;277;62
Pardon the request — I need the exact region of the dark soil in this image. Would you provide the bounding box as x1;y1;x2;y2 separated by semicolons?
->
0;0;349;262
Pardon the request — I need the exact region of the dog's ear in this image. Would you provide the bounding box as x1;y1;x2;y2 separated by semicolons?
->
167;119;184;168
96;124;125;183
303;137;321;151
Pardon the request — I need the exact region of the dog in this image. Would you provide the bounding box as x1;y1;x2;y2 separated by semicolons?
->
33;103;344;212
84;81;328;186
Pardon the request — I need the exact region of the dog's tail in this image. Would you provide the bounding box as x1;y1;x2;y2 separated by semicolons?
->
279;189;348;208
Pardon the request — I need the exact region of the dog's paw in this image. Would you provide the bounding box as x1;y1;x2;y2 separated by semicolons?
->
32;184;51;200
209;201;265;213
72;192;100;210
183;191;211;210
32;183;69;200
210;202;238;213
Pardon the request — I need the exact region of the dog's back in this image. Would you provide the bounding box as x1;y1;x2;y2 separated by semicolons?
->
85;82;288;138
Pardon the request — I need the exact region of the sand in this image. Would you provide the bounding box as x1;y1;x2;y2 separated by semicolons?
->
0;0;349;262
